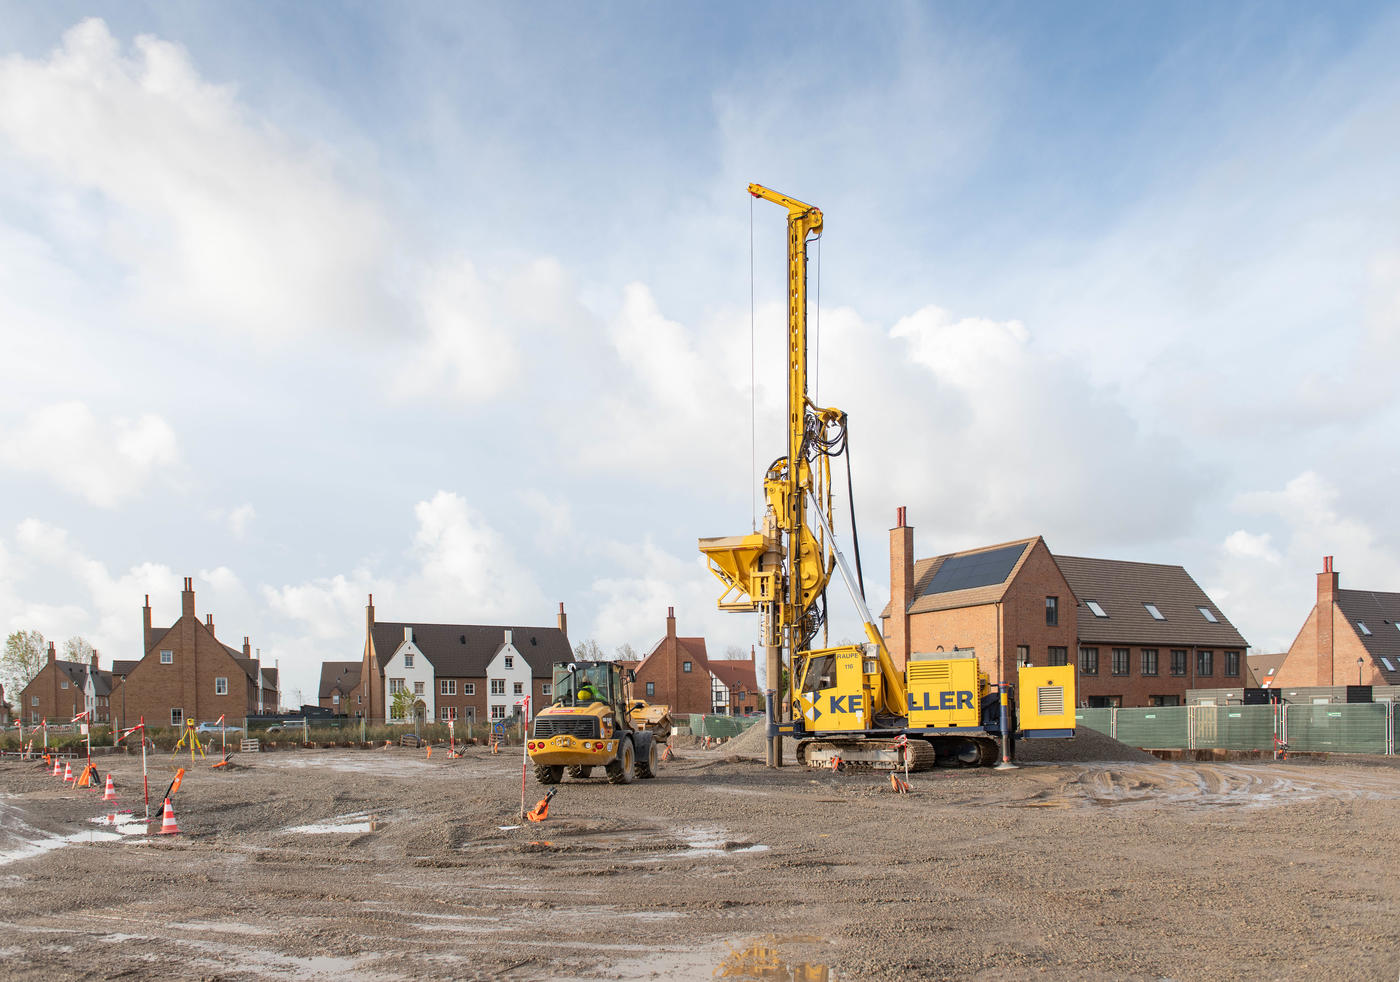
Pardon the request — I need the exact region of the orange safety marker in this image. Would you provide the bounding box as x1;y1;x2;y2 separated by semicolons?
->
52;759;62;778
76;764;96;788
103;774;118;802
525;787;557;823
661;740;674;762
425;746;432;760
63;762;74;783
491;740;500;755
889;772;911;794
169;767;186;796
158;797;179;834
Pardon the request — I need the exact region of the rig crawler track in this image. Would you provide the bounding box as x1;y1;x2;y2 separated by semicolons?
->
797;737;940;772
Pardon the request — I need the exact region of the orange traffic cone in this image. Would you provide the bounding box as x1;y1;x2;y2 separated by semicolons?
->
158;797;179;834
102;774;117;802
525;787;557;823
52;759;62;777
889;772;911;794
425;746;432;759
63;762;73;783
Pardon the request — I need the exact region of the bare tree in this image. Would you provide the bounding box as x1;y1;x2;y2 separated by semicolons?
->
573;639;605;661
2;630;47;698
725;644;748;660
64;636;95;662
615;642;638;662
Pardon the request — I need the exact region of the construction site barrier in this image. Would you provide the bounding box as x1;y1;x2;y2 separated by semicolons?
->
680;714;764;739
1076;702;1396;756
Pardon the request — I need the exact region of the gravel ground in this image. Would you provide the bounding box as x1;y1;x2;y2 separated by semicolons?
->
2;745;1399;981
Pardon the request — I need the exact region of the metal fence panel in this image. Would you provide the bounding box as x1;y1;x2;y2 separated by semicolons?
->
1211;706;1277;751
1285;703;1388;754
1074;708;1114;737
1115;708;1189;749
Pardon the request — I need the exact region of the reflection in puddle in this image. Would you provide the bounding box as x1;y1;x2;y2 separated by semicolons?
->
283;812;374;834
0;828;124;866
716;936;835;981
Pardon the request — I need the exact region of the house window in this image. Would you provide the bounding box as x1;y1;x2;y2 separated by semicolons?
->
513;682;524;695
31;712;39;724
215;677;228;695
60;679;68;689
1357;622;1372;636
1085;600;1107;618
160;649;173;664
332;693;340;706
1045;597;1058;627
441;680;456;695
1197;650;1214;676
490;705;506;720
646;682;656;697
1048;647;1068;667
1141;649;1158;676
440;706;457;721
412;681;423;696
464;683;475;696
490;679;505;695
1149;695;1181;707
171;708;184;726
357;694;362;704
1112;648;1130;676
505;656;514;669
1143;603;1165;621
1017;645;1030;667
1224;651;1240;677
389;678;405;694
404;653;414;667
1170;650;1188;676
683;661;692;673
31;695;39;706
1198;606;1219;623
542;683;552;696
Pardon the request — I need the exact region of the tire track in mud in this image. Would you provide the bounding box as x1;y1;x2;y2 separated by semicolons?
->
1067;762;1400;809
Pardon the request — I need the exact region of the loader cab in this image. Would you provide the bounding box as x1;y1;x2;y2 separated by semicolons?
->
551;661;631;714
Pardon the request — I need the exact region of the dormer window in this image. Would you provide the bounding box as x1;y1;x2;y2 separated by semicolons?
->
1197;606;1219;623
1085;600;1107;618
1143;603;1166;621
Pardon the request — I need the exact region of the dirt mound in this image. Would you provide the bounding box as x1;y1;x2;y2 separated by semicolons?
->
725;720;780;757
1015;725;1159;764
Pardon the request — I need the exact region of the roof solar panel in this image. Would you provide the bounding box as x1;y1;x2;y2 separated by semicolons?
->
922;543;1027;596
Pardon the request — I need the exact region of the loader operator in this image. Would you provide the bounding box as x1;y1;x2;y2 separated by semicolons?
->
577;683;600;704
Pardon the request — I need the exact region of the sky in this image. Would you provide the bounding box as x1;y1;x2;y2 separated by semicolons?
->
1;2;1398;707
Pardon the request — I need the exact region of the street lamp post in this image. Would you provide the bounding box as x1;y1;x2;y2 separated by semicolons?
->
1357;657;1364;686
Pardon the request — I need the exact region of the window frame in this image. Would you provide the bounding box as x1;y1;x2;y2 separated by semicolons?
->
490;679;505;695
1197;606;1219;623
1170;649;1188;676
413;681;424;696
1197;649;1214;677
646;681;656;697
1143;602;1166;621
490;705;506;720
464;683;476;696
214;676;228;696
1141;649;1158;677
440;706;457;721
441;679;456;695
504;656;514;669
513;681;524;695
1223;650;1240;677
541;682;552;696
171;707;184;726
682;661;692;673
1112;648;1131;676
160;649;173;664
1016;645;1030;668
1079;647;1098;675
1045;596;1059;627
1048;646;1068;667
404;652;414;668
1085;600;1107;618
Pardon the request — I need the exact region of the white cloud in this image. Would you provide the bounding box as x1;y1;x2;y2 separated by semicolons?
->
226;504;255;539
0;18;390;340
1222;530;1280;564
0;401;179;508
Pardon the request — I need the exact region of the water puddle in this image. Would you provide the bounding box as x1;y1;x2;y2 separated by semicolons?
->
662;825;770;858
0;828;125;866
282;812;375;835
89;812;153;836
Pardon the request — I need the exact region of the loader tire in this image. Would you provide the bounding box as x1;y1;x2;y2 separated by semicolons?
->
606;737;636;784
533;763;564;785
567;765;593;779
636;738;659;779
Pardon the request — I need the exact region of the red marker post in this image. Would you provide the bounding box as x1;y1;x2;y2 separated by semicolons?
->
516;696;530;819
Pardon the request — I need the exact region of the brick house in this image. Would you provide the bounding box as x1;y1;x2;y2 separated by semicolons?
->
1055;555;1248;707
18;642;109;725
1269;557;1400;688
354;595;571;725
111;578;278;730
1248;651;1288;689
0;683;9;726
628;608;759;715
881;511;1077;686
318;661;361;714
879;508;1247;708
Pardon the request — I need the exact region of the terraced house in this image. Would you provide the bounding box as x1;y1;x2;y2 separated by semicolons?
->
350;595;571;725
111;579;278;730
881;508;1247;708
18;643;114;725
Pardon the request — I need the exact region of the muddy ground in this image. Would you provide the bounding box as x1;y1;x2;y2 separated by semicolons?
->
2;742;1399;981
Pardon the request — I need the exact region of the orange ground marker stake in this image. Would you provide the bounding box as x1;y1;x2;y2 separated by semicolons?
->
525;787;557;823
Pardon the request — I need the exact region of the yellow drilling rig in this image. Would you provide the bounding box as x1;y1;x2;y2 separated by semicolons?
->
699;184;1075;771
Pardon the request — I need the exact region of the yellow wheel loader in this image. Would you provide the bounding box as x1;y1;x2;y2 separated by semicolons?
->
527;661;659;785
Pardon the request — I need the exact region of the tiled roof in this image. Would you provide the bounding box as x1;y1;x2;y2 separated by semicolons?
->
319;661;361;698
879;537;1041;618
1054;555;1248;648
707;658;758;692
1248;652;1289;688
371;621;569;678
91;669;113;697
112;660;138;677
1334;589;1400;685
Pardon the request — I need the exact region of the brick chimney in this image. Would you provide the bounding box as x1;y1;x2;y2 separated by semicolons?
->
91;648;99;669
666;606;676;639
48;640;56;664
366;593;375;633
181;577;195;618
557;602;568;639
243;636;252;658
206;613;215;636
888;507;915;671
1317;556;1338;685
142;594;152;652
